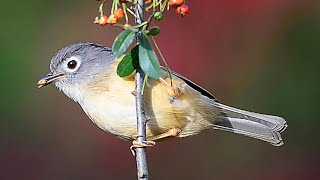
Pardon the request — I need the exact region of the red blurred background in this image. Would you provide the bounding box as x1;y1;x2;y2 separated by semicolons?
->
1;0;319;179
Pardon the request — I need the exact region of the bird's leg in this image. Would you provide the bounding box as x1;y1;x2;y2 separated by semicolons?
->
130;139;156;156
159;77;181;98
131;139;156;148
130;128;181;156
149;128;182;141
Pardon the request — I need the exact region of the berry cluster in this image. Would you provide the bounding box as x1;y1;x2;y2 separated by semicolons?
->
94;0;189;27
94;8;124;26
169;0;189;16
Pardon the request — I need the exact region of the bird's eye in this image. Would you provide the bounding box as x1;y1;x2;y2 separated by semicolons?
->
63;56;81;73
67;60;77;69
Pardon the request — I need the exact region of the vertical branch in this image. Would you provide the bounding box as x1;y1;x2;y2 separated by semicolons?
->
135;0;149;180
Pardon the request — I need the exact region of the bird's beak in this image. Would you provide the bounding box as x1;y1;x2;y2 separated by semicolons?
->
37;72;64;88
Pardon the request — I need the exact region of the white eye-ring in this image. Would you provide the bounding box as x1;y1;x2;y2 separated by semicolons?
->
64;56;81;73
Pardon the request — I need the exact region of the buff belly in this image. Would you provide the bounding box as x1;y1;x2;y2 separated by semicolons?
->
80;81;212;141
79;61;213;141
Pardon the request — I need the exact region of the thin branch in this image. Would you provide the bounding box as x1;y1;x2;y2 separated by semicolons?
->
134;0;149;180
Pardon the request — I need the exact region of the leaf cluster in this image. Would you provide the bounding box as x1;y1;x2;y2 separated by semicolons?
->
113;27;162;79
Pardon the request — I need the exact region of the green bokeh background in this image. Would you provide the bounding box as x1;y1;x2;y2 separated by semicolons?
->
0;0;319;179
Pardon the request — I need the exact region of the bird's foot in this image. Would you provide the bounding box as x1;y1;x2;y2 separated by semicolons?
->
149;128;182;141
131;90;136;96
130;140;156;156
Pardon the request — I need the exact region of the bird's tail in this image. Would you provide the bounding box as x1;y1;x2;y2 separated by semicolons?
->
212;103;288;146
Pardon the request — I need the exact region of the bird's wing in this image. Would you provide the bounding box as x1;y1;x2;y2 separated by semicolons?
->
161;67;220;102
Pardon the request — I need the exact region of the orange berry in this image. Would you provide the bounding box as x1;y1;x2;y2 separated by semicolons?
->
99;15;108;26
94;16;100;24
176;4;189;16
169;0;184;7
114;9;125;19
107;14;119;24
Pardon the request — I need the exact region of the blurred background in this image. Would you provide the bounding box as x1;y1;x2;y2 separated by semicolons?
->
1;0;319;179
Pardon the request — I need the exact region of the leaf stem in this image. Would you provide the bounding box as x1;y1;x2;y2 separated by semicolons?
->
99;0;105;17
160;0;168;12
111;0;115;14
122;3;129;24
126;7;137;18
151;36;173;86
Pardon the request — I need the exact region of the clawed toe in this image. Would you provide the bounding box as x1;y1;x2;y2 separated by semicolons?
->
130;140;156;156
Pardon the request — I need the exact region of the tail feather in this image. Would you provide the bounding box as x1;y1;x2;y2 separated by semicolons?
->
212;103;288;146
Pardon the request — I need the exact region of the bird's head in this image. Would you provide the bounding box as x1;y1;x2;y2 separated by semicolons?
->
37;42;115;102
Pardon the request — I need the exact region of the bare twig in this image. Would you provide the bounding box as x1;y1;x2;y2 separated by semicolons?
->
134;0;149;179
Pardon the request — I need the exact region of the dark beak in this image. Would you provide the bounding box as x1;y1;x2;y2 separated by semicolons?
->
37;72;64;88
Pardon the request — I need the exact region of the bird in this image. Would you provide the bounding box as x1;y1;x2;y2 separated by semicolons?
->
37;42;287;149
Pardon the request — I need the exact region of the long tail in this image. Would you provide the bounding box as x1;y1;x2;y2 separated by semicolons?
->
212;103;288;146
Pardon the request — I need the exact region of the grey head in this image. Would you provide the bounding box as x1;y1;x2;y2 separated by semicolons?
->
37;42;115;101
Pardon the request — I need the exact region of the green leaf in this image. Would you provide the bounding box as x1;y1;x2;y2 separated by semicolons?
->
117;46;139;77
147;26;161;36
139;32;162;79
112;30;136;58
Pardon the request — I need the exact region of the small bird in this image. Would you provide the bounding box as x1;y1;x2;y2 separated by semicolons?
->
37;42;287;148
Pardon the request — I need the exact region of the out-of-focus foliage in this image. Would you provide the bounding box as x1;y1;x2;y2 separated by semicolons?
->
0;0;319;179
